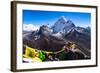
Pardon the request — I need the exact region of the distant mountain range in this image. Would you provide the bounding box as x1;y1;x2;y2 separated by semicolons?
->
23;16;91;57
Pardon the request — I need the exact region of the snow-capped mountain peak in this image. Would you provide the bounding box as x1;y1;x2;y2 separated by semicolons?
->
66;20;74;25
52;16;75;33
59;16;67;21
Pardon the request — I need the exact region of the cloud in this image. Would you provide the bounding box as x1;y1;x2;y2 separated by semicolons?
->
23;24;39;31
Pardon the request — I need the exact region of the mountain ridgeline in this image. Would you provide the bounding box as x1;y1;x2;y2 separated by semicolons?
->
23;16;91;58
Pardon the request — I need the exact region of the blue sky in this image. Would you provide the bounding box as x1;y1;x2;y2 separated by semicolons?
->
23;10;91;27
